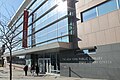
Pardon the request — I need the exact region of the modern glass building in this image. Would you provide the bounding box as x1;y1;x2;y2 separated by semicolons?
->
3;0;76;75
3;0;120;79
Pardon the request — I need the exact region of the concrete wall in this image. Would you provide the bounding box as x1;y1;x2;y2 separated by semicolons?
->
60;43;120;80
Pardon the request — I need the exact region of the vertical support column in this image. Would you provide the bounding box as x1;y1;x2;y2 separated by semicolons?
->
49;59;51;73
69;67;71;77
46;60;48;73
31;12;37;66
31;13;36;47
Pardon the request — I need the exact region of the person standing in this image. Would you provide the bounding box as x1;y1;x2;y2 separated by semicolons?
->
23;65;28;76
36;65;39;76
30;65;35;76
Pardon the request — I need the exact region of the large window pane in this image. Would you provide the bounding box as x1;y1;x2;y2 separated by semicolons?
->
82;8;97;22
58;36;69;42
119;0;120;8
27;0;69;47
98;0;117;16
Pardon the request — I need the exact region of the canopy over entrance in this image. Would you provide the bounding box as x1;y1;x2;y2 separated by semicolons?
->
2;42;72;57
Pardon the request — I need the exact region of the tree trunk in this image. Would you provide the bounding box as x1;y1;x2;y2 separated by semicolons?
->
2;57;4;67
10;49;12;80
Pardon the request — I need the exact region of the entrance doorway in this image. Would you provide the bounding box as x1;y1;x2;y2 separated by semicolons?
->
38;53;60;75
38;58;51;74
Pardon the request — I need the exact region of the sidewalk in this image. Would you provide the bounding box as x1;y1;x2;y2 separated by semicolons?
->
0;67;106;80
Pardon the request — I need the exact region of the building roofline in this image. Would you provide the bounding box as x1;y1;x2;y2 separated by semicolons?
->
7;0;31;27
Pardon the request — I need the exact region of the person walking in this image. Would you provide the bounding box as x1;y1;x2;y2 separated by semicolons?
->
30;65;35;76
23;65;28;76
36;65;39;76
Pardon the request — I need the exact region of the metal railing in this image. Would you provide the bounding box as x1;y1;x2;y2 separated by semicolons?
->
69;67;82;78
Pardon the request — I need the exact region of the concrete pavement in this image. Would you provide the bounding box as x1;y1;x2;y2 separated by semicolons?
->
0;67;107;80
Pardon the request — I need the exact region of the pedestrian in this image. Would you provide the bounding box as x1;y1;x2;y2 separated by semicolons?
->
23;65;28;76
30;65;35;76
36;65;39;76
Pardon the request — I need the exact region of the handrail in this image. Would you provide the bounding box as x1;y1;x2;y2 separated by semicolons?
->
69;67;82;78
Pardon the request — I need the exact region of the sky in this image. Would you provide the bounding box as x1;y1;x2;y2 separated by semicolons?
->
0;0;23;22
0;0;23;47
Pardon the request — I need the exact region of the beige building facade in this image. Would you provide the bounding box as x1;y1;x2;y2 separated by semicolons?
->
61;0;120;80
76;0;120;49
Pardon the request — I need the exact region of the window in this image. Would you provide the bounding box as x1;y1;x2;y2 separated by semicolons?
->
83;49;96;54
98;0;117;16
81;0;118;22
82;8;97;22
119;0;120;8
83;49;89;54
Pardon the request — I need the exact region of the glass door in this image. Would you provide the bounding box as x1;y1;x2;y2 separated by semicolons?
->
38;58;51;74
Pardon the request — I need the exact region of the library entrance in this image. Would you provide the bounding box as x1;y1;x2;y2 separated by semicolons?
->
38;53;60;75
38;58;51;74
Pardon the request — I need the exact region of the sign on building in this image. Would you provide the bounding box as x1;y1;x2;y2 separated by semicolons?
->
22;9;29;48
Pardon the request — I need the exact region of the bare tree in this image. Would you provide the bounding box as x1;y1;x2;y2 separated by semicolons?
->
0;1;22;80
0;19;21;80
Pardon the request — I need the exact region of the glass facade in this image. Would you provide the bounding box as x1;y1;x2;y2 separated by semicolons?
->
10;0;74;51
81;0;119;22
119;0;120;7
28;0;69;46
